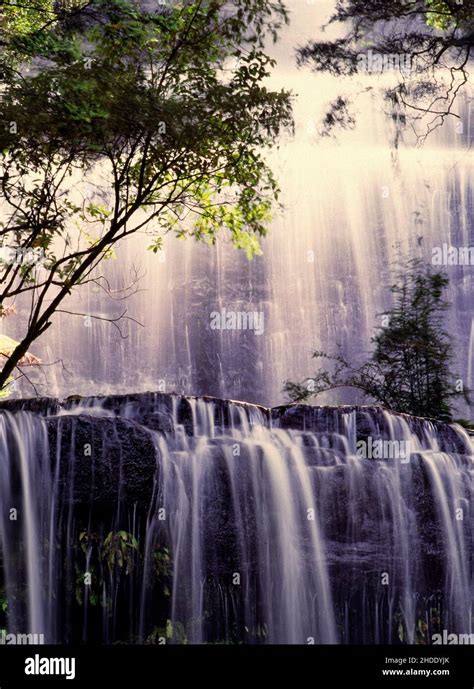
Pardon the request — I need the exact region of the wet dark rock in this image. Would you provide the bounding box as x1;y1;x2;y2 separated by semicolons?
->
0;396;61;415
271;404;471;456
45;414;158;507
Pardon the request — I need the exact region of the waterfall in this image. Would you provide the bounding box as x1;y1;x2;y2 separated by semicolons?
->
2;1;472;412
0;394;472;644
148;398;336;643
2;0;474;418
0;412;55;639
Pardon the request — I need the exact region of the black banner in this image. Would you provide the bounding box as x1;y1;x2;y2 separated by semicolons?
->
0;645;474;687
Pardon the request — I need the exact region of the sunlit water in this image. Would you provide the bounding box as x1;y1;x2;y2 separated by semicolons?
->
1;1;473;411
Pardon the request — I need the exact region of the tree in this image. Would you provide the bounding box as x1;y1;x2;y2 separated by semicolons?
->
297;0;474;142
284;260;468;421
0;0;293;393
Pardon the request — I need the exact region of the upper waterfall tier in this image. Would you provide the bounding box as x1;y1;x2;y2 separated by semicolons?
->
0;391;471;454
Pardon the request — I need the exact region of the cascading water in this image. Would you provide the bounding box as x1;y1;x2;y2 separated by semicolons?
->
0;394;472;644
147;398;336;644
3;1;473;412
0;412;54;640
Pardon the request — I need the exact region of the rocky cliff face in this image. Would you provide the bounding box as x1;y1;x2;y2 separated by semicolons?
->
0;393;472;645
3;390;470;451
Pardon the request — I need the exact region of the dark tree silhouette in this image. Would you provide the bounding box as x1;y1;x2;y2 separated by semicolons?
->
284;260;469;422
298;1;474;142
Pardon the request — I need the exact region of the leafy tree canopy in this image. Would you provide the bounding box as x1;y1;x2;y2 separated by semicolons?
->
0;0;293;391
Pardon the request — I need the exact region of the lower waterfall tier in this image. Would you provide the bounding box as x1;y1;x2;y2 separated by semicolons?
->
0;393;472;644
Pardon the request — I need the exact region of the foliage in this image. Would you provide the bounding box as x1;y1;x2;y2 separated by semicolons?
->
102;530;139;575
75;529;173;610
396;606;441;645
0;585;8;613
297;0;474;140
0;375;14;398
426;0;463;30
146;619;187;645
454;418;474;431
0;0;56;39
76;529;139;606
153;544;172;598
284;260;469;422
0;0;293;392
